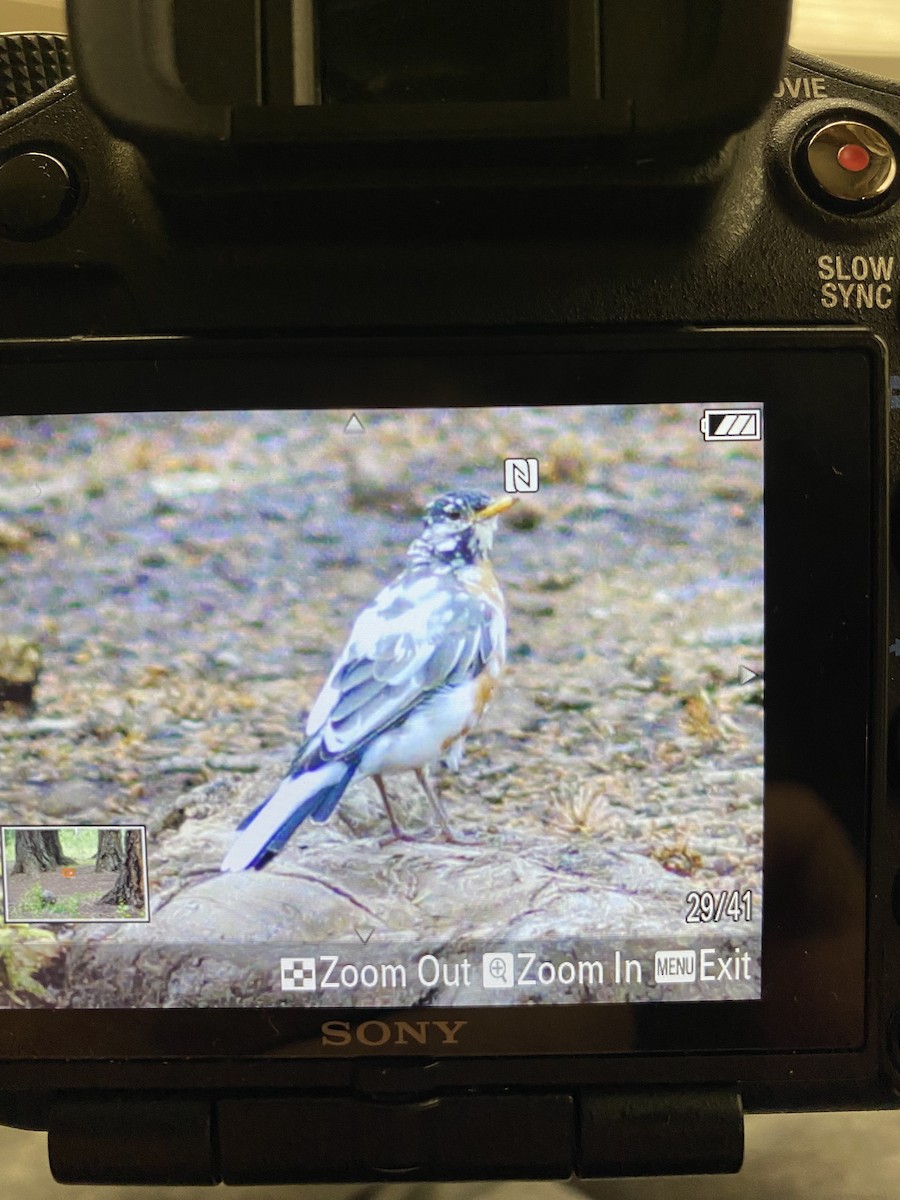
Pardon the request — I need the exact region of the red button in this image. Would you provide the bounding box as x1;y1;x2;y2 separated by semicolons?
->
836;142;870;173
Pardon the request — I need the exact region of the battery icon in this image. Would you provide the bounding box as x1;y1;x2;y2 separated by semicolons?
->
700;409;761;442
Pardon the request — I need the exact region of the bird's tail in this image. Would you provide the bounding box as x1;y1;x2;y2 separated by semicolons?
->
220;760;354;872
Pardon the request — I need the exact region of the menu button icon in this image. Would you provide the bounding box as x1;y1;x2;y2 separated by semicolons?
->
654;950;697;983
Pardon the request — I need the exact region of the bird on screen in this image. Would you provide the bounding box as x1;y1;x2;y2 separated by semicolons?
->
221;489;516;871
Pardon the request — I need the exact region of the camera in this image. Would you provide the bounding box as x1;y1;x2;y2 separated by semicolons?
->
1;0;899;1186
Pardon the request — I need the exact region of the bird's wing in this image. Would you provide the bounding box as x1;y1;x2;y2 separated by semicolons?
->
297;571;497;767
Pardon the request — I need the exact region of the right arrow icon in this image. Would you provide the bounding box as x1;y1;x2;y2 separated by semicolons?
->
739;664;761;686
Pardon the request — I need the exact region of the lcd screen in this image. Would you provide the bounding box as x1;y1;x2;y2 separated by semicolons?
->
0;337;876;1058
1;399;763;1008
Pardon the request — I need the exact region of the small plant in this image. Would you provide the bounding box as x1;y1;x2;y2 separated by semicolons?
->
16;885;81;919
546;780;615;836
18;884;47;915
650;842;703;877
680;689;719;740
0;926;56;1004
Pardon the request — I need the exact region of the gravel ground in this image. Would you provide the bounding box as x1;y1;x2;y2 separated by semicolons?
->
0;404;764;1006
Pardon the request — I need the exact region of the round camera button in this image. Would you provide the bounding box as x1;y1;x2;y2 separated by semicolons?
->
801;119;897;207
0;151;78;240
836;142;870;173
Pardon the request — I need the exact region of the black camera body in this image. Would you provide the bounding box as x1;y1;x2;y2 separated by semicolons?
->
1;0;900;1186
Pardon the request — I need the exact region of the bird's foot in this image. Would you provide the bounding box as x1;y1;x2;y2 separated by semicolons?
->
378;828;432;847
438;827;481;847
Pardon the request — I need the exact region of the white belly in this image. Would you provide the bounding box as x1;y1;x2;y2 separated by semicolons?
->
358;681;479;777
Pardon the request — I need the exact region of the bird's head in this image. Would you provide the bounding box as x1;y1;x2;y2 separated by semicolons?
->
410;489;516;567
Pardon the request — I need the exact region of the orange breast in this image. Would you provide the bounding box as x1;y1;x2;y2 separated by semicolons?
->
473;668;498;715
461;559;504;610
440;669;498;752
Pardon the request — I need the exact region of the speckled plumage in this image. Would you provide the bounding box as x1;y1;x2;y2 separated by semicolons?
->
221;490;513;870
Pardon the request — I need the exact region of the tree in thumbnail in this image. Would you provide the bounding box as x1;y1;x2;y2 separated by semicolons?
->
11;830;75;876
100;829;144;911
95;829;124;873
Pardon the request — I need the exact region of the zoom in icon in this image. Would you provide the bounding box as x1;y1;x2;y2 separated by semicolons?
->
482;952;514;988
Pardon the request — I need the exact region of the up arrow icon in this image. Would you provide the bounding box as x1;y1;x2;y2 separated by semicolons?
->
344;414;365;435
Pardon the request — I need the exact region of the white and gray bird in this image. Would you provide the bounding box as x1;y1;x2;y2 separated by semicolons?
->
221;489;515;871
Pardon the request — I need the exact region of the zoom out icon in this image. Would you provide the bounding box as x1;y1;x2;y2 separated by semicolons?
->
482;952;514;988
504;458;539;492
280;957;317;991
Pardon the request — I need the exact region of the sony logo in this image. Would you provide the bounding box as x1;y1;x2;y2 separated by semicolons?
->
321;1019;468;1047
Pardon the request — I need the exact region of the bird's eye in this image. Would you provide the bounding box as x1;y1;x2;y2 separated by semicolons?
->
445;506;462;519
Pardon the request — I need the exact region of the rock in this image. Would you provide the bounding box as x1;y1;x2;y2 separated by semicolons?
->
206;755;261;773
40;781;103;820
0;636;41;707
506;499;543;530
0;717;81;740
533;687;595;713
138;551;170;568
150;471;225;499
210;650;242;670
543;435;590;484
154;758;207;775
512;598;555;618
0;519;30;553
45;760;760;1007
534;572;580;592
344;451;421;516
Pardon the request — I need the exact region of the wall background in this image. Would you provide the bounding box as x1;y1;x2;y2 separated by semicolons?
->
1;0;900;80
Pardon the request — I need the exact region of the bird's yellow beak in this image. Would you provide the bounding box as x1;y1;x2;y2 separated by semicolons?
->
474;496;518;522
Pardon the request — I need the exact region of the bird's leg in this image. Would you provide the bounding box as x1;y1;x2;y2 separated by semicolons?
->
372;774;407;841
414;767;479;845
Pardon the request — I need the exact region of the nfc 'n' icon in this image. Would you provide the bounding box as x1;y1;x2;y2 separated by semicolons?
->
503;458;539;493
